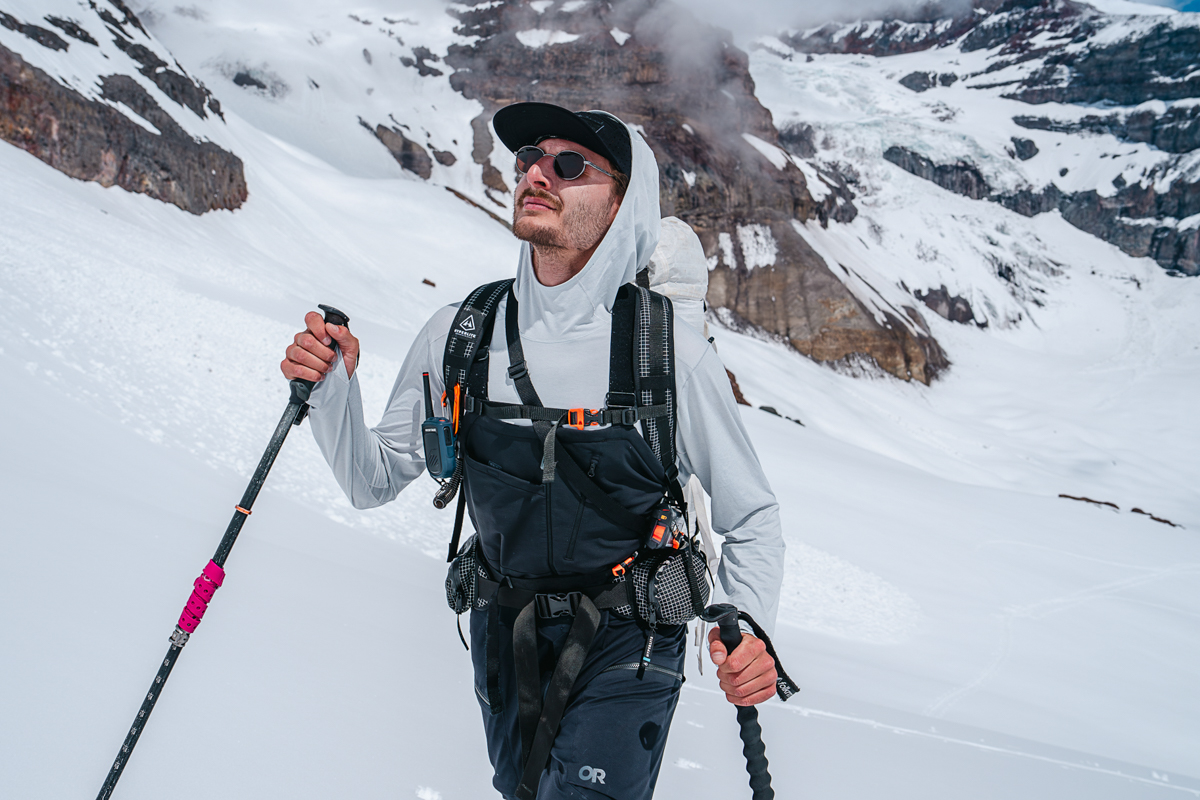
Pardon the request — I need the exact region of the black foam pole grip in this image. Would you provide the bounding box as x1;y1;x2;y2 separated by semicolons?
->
703;603;775;800
737;706;774;800
290;304;350;405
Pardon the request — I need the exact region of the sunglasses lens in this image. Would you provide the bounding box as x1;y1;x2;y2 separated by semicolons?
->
515;146;544;173
514;147;590;180
553;151;586;180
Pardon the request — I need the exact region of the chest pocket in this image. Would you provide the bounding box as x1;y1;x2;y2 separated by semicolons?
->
463;415;666;578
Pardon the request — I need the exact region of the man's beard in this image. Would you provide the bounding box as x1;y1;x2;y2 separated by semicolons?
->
513;188;611;252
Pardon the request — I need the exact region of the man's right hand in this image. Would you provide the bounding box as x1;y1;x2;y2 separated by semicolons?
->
280;311;360;382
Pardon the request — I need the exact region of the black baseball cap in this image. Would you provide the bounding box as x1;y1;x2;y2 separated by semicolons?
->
492;102;632;177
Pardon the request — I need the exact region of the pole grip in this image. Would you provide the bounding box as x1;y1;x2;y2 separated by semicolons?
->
290;304;350;405
702;603;775;799
704;602;744;654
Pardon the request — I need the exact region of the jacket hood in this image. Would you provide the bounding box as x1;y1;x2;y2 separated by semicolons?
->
512;118;661;342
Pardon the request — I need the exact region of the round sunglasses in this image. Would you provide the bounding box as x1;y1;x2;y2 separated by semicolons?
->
514;145;615;181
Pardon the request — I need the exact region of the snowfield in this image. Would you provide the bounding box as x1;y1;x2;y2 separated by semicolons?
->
1;1;1199;798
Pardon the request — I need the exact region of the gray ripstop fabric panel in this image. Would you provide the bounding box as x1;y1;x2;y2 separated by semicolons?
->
608;545;710;625
633;287;676;481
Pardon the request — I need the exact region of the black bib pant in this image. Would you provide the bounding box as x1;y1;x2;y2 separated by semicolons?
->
470;606;686;799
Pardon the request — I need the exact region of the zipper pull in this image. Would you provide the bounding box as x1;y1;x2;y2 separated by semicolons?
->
636;629;656;680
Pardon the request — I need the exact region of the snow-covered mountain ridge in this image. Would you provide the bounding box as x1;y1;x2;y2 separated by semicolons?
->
0;0;245;212
782;0;1199;276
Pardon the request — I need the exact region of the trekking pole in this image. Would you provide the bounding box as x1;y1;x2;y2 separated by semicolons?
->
95;304;349;800
703;603;775;800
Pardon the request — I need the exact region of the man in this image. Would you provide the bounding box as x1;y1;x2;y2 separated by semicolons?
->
281;102;785;799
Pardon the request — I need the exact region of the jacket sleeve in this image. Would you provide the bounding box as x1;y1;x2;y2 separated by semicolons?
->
675;344;785;640
303;307;456;509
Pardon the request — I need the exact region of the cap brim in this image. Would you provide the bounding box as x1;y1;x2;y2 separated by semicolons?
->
493;102;619;171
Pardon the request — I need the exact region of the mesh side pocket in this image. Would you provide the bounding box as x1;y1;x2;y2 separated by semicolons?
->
611;540;710;625
445;534;493;614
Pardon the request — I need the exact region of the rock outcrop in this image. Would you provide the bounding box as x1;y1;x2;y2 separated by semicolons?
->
1014;107;1200;155
445;0;946;383
1007;16;1200;106
361;118;434;179
915;286;982;326
884;146;991;200
0;3;245;214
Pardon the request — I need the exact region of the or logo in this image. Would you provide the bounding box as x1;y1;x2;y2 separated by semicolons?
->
578;766;606;785
458;316;476;332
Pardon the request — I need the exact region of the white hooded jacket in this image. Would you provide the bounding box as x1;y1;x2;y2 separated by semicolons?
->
307;120;785;636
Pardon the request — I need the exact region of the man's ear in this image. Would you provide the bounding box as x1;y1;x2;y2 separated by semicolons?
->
607;196;621;225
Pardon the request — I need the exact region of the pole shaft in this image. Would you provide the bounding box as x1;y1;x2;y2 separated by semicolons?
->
95;400;305;799
96;642;182;800
214;401;305;566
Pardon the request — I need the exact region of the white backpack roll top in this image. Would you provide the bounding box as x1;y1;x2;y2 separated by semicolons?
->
646;216;709;339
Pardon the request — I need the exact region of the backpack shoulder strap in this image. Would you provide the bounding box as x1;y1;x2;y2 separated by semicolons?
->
443;279;512;400
609;284;684;509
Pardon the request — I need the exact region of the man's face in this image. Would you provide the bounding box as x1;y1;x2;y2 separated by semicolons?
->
512;138;621;252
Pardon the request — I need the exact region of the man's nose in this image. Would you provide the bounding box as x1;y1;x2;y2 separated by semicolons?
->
525;155;554;188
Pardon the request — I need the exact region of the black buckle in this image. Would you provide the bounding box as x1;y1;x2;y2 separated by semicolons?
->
606;391;636;408
604;393;638;426
508;362;529;382
535;591;582;619
614;408;638;426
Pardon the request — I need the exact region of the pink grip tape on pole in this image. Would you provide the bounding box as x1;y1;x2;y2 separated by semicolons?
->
177;560;226;633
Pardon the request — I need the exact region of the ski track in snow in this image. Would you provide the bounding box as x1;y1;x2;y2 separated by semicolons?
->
690;685;1200;796
925;562;1200;717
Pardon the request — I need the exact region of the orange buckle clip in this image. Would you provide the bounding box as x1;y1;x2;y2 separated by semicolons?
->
567;408;602;430
612;553;637;577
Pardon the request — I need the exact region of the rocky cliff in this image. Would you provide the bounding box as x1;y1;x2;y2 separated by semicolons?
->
786;0;1200;276
0;1;245;214
445;0;947;383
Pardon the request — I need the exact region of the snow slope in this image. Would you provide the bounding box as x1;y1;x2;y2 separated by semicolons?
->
2;1;1200;798
129;0;505;205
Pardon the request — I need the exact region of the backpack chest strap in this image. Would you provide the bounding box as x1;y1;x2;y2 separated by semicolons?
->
462;396;670;428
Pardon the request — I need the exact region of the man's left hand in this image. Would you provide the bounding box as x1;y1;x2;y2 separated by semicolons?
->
708;627;778;706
